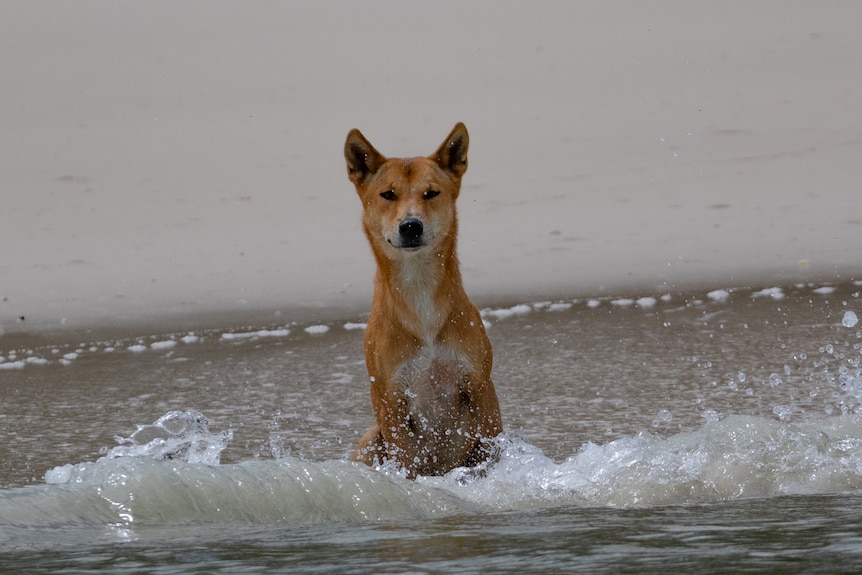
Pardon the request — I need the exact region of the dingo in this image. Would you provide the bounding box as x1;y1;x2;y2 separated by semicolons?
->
344;123;502;478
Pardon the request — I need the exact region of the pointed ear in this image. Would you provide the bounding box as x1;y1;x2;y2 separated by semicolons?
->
344;129;386;186
431;122;469;178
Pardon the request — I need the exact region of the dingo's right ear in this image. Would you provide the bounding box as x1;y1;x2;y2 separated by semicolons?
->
344;129;386;186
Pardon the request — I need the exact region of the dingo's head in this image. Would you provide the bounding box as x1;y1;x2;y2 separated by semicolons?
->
344;123;469;259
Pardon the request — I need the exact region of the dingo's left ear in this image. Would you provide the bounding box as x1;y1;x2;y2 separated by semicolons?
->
345;129;386;186
432;122;469;178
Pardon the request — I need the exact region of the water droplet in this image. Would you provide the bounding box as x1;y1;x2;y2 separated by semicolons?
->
773;405;792;421
843;310;859;328
701;410;720;422
651;409;673;427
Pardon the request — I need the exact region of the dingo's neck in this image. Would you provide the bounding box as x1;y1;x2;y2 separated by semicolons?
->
374;241;463;343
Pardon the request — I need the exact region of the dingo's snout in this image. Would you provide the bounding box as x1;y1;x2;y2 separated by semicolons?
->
396;217;425;249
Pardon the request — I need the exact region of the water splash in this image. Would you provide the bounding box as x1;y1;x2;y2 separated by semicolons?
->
43;410;231;486
101;410;232;465
0;413;857;539
423;415;862;509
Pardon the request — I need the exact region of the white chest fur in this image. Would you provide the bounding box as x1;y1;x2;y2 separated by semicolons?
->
395;252;446;340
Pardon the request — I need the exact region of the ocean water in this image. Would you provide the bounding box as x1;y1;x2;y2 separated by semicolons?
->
2;281;862;573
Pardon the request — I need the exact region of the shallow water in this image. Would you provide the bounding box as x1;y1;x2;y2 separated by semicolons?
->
2;281;862;572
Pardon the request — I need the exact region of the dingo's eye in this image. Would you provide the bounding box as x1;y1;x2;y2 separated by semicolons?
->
380;190;397;201
423;190;440;200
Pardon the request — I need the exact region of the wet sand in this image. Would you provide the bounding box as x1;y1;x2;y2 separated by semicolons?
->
2;2;861;337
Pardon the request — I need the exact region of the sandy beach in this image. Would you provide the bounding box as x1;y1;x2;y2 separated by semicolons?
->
2;1;861;336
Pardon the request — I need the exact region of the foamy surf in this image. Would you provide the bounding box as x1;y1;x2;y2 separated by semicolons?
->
4;411;862;541
428;414;862;509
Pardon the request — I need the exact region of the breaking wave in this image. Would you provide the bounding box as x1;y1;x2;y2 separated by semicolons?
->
3;410;862;545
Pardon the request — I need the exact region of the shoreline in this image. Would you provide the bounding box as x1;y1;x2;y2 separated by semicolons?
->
3;271;860;346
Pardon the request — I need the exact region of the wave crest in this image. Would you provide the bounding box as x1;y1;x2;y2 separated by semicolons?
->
3;413;862;539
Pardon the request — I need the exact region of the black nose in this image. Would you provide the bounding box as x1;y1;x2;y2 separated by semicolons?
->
398;218;424;247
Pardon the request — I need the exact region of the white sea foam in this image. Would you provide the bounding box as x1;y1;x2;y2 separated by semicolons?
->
707;289;731;301
221;329;290;340
0;360;25;370
305;325;330;335
481;304;533;321
44;464;74;484
752;287;785;299
426;415;862;509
